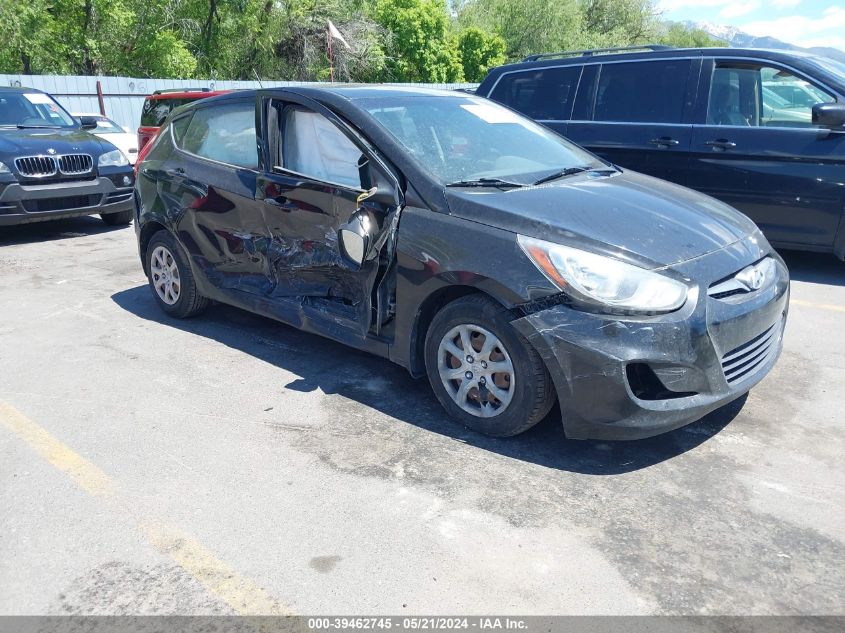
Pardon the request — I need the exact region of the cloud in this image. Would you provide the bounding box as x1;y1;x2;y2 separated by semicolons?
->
720;1;761;18
657;0;732;11
742;5;845;48
771;0;801;8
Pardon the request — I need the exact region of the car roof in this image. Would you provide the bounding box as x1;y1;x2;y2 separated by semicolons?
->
0;86;47;94
145;89;231;100
484;46;824;75
188;84;468;108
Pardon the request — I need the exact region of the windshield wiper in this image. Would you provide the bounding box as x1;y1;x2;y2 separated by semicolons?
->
446;177;524;188
531;166;594;186
16;124;62;129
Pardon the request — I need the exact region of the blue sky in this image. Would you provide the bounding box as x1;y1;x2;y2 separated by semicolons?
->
658;0;845;50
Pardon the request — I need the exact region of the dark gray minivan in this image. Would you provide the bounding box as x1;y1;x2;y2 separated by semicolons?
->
478;46;845;260
135;86;789;441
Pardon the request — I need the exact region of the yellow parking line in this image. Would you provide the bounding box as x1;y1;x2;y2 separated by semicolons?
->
791;298;845;313
0;401;115;497
143;522;295;615
0;400;294;616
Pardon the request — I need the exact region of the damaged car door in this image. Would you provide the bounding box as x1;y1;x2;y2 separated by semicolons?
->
256;94;402;338
165;100;272;294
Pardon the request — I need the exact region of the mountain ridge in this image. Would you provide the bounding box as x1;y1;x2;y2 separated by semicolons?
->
683;20;845;64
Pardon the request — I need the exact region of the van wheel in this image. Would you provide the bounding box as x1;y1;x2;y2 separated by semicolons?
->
424;294;556;437
101;210;134;226
146;231;209;318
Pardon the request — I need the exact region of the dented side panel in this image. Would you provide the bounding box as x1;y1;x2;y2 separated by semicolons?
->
390;206;559;372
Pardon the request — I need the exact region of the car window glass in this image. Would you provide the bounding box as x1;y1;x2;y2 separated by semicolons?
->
365;96;599;185
179;102;257;169
708;65;834;128
170;114;192;144
282;108;362;189
594;60;690;123
0;92;76;128
141;98;198;127
489;66;581;120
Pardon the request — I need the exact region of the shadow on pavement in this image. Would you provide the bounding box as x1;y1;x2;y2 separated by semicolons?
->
112;284;745;476
0;216;127;246
778;249;845;287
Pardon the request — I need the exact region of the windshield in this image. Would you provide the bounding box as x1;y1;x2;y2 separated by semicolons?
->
0;92;77;128
363;96;602;185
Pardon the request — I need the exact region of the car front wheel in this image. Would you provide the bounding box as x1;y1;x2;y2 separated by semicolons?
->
424;294;556;437
145;231;209;318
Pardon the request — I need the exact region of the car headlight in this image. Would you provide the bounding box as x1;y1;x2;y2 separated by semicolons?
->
0;161;10;174
98;149;129;167
517;235;689;314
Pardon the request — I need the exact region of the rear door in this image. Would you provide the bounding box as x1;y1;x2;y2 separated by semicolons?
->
486;65;582;137
167;99;273;295
688;58;845;248
566;58;697;184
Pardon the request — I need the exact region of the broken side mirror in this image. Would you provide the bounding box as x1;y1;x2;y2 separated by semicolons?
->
339;204;376;268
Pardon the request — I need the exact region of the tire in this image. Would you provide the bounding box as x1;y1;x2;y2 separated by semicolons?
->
424;294;556;437
101;209;134;226
145;230;209;318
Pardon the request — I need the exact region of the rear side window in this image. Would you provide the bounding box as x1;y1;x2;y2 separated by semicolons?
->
179;102;258;169
141;97;197;127
594;60;690;123
488;66;581;120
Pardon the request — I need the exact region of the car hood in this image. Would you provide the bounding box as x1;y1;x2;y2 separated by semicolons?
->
444;170;759;269
0;127;109;158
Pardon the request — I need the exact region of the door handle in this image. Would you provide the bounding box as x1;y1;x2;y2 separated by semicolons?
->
648;137;680;147
167;167;186;176
705;139;737;151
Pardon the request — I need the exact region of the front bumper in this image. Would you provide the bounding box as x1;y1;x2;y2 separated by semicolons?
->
512;237;790;440
0;175;133;226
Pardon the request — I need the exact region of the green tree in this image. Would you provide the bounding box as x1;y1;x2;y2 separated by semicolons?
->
457;26;506;82
657;23;727;48
372;0;463;82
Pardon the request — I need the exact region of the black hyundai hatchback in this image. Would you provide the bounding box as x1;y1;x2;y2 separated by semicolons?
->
0;87;134;226
135;87;789;440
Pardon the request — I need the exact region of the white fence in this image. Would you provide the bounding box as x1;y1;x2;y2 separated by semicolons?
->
0;74;478;131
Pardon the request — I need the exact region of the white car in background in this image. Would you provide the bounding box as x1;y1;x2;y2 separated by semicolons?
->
73;112;139;164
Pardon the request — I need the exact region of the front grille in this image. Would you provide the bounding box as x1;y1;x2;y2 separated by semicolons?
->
721;320;781;385
58;154;93;175
15;156;58;177
22;195;99;213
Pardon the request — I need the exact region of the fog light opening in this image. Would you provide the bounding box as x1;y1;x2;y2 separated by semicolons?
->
626;363;697;401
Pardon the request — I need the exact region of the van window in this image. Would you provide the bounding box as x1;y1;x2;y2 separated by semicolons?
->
179;102;258;169
708;64;835;128
594;60;690;123
488;66;581;120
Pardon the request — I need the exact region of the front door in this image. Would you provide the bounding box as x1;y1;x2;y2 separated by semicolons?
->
688;59;845;248
256;95;401;337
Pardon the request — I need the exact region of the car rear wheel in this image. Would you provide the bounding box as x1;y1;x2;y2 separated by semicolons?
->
101;210;134;226
424;294;556;437
146;231;209;318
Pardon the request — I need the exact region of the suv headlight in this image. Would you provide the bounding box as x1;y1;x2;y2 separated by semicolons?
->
518;235;689;314
98;149;129;167
0;161;10;174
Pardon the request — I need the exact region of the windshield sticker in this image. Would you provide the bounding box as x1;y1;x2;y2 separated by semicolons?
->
460;104;526;124
23;93;55;105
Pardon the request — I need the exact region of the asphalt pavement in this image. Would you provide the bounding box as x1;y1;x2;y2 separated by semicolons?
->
1;217;843;616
